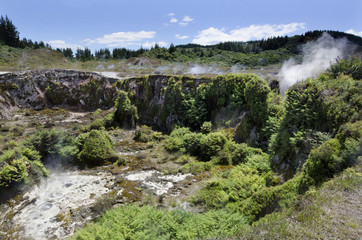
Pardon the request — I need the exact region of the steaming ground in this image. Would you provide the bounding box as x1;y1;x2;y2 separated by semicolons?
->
278;33;357;93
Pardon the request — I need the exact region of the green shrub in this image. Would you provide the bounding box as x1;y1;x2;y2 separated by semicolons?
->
198;132;227;161
134;125;163;142
72;204;248;240
194;165;266;210
327;56;362;80
300;138;342;188
77;130;118;166
200;121;212;134
89;118;104;130
23;129;76;159
113;90;139;128
244;76;270;127
0;147;48;188
164;127;192;152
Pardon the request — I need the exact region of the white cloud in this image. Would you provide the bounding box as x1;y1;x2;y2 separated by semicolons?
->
179;22;189;27
142;41;168;48
346;29;362;37
168;13;175;16
183;16;194;22
82;31;156;47
170;17;178;23
178;15;194;27
175;34;189;40
192;22;305;45
47;40;83;49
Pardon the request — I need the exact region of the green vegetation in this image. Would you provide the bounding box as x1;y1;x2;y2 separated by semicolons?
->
0;39;361;239
77;130;118;166
104;90;139;129
1;16;361;71
72;205;248;240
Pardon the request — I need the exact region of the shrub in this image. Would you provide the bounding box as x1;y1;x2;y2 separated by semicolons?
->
300;138;342;188
327;56;362;80
198;132;227;161
164;127;192;152
200;121;212;134
23;129;76;159
113;90;139;128
77;130;118;166
134;125;163;143
244;76;270;127
89;119;104;130
72;205;248;240
0;147;48;188
194;165;266;210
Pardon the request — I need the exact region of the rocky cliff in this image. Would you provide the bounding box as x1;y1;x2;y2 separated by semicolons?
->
0;69;119;119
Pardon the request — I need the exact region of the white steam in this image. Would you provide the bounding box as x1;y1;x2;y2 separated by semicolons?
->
278;33;356;93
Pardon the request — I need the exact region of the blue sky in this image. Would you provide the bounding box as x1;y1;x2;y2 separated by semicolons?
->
1;0;362;52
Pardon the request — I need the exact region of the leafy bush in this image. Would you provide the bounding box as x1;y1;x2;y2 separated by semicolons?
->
72;204;248;240
0;147;48;188
23;129;77;160
164;127;192;152
113;90;139;128
327;56;362;80
198;132;227;161
77;130;118;166
200;121;212;134
300;138;342;189
89;118;104;130
194;165;266;210
134;125;163;142
244;76;271;127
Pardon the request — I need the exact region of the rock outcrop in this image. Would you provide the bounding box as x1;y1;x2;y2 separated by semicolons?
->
0;69;119;119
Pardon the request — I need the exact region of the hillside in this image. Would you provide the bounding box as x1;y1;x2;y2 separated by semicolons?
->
1;30;361;73
0;55;361;239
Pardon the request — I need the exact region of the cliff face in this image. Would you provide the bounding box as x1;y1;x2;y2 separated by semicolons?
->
118;75;209;131
0;69;119;119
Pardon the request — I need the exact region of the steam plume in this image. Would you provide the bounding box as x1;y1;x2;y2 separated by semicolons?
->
278;32;356;93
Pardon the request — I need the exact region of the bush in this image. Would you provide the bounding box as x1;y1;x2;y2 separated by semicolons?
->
194;165;266;210
77;130;117;166
113;90;138;128
198;132;227;161
72;204;248;240
23;129;76;159
89;119;104;130
244;76;270;127
0;147;48;188
327;56;362;80
134;125;163;143
164;127;192;152
300;138;342;188
200;121;212;134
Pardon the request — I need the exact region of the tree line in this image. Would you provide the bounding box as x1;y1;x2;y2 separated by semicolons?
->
0;15;50;49
2;15;361;62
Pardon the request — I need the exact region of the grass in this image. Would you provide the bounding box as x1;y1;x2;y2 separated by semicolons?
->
239;158;362;239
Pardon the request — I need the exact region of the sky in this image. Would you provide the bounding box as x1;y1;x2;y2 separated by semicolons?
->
1;0;362;52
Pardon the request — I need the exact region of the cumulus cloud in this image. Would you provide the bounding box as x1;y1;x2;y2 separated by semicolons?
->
47;40;83;49
175;34;189;40
82;31;156;47
142;41;168;48
168;13;175;16
182;16;194;22
170;17;178;23
179;15;194;27
346;29;362;37
192;22;305;45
